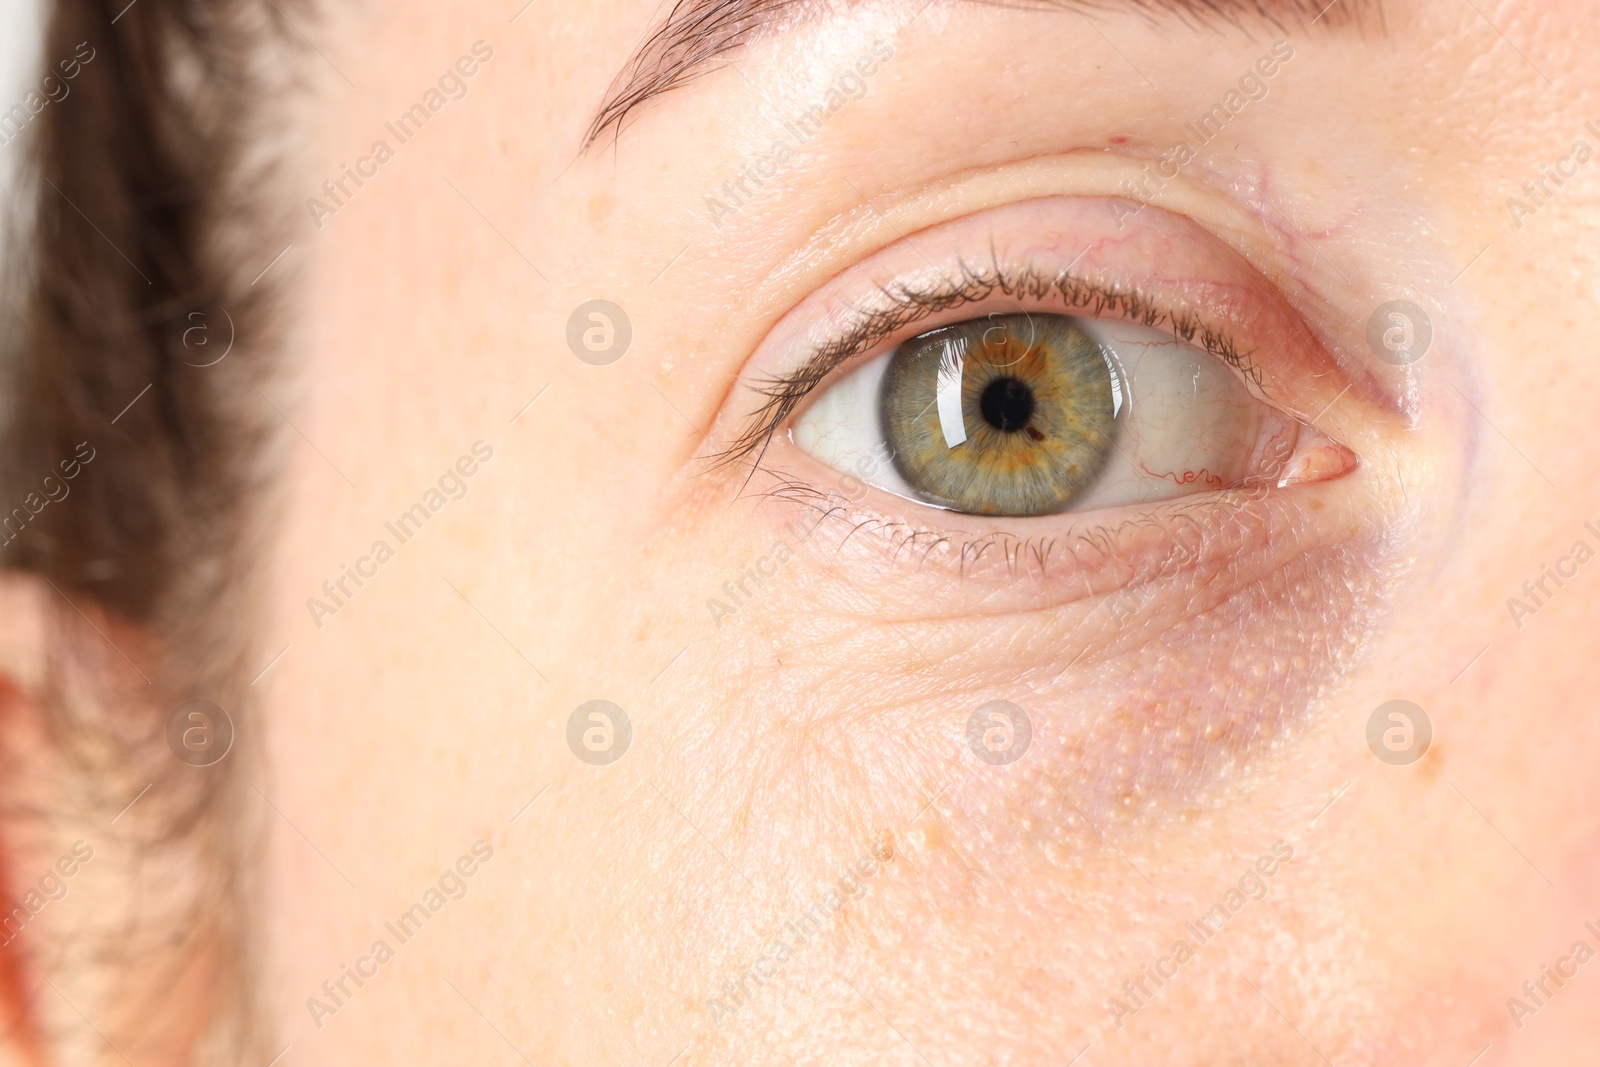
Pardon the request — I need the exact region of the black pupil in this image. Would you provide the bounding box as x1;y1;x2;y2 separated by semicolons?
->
979;377;1035;433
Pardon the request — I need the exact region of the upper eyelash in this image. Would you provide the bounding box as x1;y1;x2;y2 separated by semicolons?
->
714;257;1263;471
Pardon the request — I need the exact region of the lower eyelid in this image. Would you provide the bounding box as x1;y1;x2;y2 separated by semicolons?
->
745;441;1369;621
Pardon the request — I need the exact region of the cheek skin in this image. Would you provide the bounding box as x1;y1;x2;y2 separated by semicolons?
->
259;0;1600;1062
676;482;1403;841
985;536;1396;833
560;449;1417;1065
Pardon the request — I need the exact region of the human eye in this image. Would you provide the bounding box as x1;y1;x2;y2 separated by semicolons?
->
790;301;1310;518
714;196;1371;607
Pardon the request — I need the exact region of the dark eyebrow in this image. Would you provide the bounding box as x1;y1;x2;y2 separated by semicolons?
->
583;0;1380;149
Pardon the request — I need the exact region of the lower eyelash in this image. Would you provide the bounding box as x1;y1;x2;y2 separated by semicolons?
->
747;462;1286;595
716;257;1263;476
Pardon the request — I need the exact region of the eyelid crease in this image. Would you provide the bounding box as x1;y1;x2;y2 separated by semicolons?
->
714;256;1264;472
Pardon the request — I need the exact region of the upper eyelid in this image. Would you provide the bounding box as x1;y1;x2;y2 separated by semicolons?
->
714;260;1264;470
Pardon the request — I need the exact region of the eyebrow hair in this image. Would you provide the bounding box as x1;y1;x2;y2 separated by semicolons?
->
583;0;1379;149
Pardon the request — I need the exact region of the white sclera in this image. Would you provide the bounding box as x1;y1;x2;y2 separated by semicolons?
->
792;316;1267;514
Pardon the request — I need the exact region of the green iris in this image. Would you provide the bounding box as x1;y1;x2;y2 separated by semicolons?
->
879;314;1121;516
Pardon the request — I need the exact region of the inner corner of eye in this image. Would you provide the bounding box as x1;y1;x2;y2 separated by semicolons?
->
791;311;1294;519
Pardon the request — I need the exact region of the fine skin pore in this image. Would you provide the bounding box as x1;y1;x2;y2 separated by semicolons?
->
13;0;1600;1063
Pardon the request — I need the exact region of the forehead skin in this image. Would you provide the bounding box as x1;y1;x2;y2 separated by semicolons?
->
253;0;1600;1064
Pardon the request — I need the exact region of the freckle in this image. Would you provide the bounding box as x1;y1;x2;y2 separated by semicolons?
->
1419;741;1445;781
587;191;614;226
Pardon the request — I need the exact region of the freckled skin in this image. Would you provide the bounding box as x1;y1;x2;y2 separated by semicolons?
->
241;0;1600;1065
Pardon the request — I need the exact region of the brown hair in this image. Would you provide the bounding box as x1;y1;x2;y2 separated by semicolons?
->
1;0;297;1057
